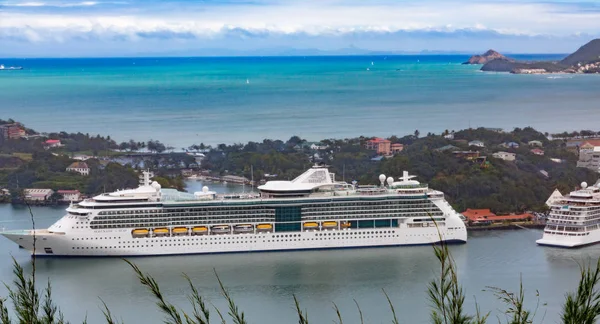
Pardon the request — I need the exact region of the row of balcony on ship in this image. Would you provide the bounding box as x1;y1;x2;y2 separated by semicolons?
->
130;221;358;238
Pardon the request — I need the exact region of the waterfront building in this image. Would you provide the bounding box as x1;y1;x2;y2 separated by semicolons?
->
462;208;532;225
1;166;467;256
57;190;82;202
222;175;250;184
0;123;25;140
366;138;391;155
66;162;90;176
492;151;516;161
23;188;53;201
538;181;600;248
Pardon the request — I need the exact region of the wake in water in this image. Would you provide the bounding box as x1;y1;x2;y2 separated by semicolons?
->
547;75;573;79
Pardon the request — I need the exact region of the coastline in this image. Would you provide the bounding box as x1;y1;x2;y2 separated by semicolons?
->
467;223;545;231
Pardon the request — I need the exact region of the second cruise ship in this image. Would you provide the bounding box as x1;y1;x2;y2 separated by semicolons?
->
537;181;600;248
1;166;467;256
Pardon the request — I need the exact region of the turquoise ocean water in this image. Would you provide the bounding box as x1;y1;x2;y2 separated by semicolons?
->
0;54;596;147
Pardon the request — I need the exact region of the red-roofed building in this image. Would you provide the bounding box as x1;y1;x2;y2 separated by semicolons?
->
365;138;392;155
530;148;544;156
462;208;532;225
0;123;25;140
44;139;62;148
57;190;81;202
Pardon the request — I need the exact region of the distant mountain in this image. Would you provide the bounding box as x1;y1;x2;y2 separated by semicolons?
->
479;39;600;74
462;50;513;65
560;39;600;66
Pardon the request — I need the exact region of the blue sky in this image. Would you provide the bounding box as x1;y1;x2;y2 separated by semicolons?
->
1;0;599;57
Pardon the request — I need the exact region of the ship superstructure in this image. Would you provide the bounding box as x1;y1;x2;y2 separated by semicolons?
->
2;166;467;256
538;181;600;248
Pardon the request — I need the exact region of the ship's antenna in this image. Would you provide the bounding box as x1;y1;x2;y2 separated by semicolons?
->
251;165;254;193
343;164;345;182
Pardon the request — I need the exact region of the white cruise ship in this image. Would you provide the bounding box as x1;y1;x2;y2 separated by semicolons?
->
1;166;467;256
537;181;600;248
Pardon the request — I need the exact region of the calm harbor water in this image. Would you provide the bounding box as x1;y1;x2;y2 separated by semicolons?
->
0;181;599;323
1;55;598;147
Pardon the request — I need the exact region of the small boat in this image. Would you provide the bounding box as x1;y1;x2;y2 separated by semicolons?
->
341;222;351;228
303;222;319;229
211;225;230;234
0;65;22;70
132;229;149;237
234;224;254;233
322;221;338;228
256;224;273;232
172;227;188;235
192;226;208;235
153;228;170;236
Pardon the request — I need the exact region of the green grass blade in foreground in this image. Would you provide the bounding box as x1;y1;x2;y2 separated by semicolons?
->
124;259;184;324
561;258;600;324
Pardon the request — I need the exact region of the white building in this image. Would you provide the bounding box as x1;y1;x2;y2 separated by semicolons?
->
66;162;90;176
577;147;600;172
492;151;516;161
528;140;543;147
24;189;54;201
468;140;485;148
309;143;328;150
57;190;81;202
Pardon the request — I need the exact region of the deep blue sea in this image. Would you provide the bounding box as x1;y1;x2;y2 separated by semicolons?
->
0;54;597;147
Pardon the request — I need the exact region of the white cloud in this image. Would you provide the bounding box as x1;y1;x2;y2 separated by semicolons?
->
2;1;99;7
0;0;599;55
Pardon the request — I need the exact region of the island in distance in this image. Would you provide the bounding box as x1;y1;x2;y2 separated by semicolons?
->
464;38;600;74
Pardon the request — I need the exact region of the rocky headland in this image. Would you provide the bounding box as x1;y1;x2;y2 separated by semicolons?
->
467;39;600;74
463;49;513;65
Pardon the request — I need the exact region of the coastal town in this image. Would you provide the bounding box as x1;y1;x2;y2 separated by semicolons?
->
0;118;597;231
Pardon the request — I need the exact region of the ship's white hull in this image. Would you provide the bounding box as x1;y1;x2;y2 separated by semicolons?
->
537;229;600;248
2;225;467;257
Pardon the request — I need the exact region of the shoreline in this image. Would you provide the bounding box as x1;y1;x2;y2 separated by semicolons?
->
467;223;545;231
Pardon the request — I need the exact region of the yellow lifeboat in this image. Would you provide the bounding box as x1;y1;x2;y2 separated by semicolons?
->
172;227;188;235
132;229;149;237
257;224;273;230
153;228;169;236
322;221;338;228
192;226;208;235
303;222;319;229
341;221;351;228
